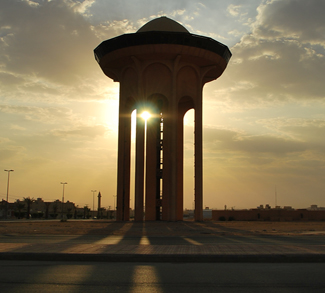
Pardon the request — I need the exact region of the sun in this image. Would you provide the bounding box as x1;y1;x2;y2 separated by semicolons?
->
141;111;151;121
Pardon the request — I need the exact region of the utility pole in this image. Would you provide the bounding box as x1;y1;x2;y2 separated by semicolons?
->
275;185;277;207
97;191;102;218
91;190;97;218
60;182;67;219
4;169;14;219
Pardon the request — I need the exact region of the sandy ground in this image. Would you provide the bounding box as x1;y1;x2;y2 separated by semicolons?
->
0;220;325;236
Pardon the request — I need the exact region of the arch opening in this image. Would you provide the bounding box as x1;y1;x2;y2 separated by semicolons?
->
183;109;195;216
177;96;195;220
130;109;136;219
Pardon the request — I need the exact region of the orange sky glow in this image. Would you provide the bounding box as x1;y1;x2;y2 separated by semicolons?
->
1;0;325;210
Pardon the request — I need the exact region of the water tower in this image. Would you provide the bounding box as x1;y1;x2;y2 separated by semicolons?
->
94;17;231;221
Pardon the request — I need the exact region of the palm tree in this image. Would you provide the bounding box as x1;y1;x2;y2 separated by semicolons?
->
23;197;35;219
84;205;90;219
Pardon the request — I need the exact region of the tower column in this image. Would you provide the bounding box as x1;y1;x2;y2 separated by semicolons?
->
176;111;184;221
134;113;145;222
161;114;171;221
194;98;203;221
169;97;178;221
116;110;131;221
145;117;160;220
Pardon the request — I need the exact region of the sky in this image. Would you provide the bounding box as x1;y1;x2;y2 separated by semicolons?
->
1;0;325;210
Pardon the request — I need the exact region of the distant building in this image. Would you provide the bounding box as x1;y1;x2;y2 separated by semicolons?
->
0;198;77;219
212;206;325;221
308;205;325;210
183;208;212;220
0;200;15;219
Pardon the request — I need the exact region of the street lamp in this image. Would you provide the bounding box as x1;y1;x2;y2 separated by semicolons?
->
91;190;97;219
4;170;14;203
113;195;117;220
60;182;67;219
4;169;14;219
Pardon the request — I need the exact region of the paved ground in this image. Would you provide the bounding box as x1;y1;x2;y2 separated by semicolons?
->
0;220;325;262
2;261;325;292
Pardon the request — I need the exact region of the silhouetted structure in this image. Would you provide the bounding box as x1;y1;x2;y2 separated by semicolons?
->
97;191;102;218
212;208;325;221
94;17;231;221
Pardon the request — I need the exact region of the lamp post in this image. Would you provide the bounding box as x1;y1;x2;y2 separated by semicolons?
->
91;190;97;218
4;170;14;219
113;195;117;220
60;182;67;219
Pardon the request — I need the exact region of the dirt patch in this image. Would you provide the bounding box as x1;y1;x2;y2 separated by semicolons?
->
1;220;325;236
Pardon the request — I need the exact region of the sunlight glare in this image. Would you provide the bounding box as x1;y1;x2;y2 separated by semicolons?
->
141;111;151;121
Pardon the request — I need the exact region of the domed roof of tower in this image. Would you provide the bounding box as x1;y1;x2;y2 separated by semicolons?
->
137;16;189;33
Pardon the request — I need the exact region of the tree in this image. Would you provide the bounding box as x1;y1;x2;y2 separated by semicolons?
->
52;204;58;219
45;202;51;219
23;197;35;219
67;208;72;219
15;199;25;219
84;205;90;219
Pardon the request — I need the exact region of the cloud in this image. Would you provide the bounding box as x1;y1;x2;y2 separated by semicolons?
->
254;0;325;47
8;124;114;167
0;72;25;87
0;0;108;103
64;0;96;15
209;0;325;110
0;0;97;80
203;127;306;156
0;135;26;164
52;124;110;138
200;124;325;203
0;104;74;124
91;19;137;40
227;4;241;17
183;122;322;179
22;0;40;7
1;0;324;209
256;117;325;150
10;124;26;131
0;148;22;162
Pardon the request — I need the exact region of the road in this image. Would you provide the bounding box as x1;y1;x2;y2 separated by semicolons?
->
0;261;324;292
1;233;325;246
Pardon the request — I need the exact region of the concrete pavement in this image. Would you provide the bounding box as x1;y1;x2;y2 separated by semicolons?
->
0;221;325;262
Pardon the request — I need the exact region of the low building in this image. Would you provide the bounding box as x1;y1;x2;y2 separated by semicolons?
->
0;198;77;219
0;200;16;219
212;208;325;221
